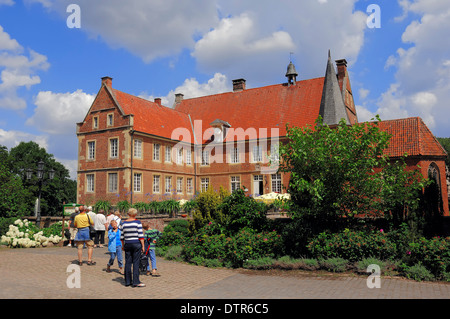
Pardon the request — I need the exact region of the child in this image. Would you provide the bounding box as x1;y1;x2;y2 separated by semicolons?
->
106;220;123;274
143;222;162;276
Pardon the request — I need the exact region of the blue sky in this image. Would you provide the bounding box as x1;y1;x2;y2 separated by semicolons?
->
1;0;449;179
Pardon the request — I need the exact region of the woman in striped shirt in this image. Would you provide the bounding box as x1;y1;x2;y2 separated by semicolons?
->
120;208;145;287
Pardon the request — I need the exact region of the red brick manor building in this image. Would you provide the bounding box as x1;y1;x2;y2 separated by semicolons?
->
76;53;449;216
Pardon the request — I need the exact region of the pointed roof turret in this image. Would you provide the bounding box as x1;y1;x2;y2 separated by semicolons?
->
318;50;350;125
285;61;298;85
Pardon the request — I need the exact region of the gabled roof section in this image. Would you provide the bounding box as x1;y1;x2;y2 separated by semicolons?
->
378;117;447;157
78;83;126;125
112;89;193;141
319;51;350;125
175;77;324;143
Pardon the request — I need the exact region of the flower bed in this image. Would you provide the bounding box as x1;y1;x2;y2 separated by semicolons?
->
1;219;66;248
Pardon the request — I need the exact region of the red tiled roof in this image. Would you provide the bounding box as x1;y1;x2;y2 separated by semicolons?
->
378;117;446;157
112;89;193;141
110;82;445;161
175;78;325;143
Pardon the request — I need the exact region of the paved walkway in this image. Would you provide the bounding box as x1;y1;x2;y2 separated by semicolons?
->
1;246;449;300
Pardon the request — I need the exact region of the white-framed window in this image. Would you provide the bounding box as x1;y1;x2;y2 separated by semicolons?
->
153;175;160;193
165;176;172;193
201;177;209;192
165;145;172;163
134;139;142;158
93;116;98;129
108;172;118;193
231;176;240;192
110;138;118;158
153;143;160;161
87;141;95;160
231;147;240;163
270;143;279;162
187;178;193;194
176;148;183;165
252;145;263;162
107;113;114;126
271;173;282;193
86;174;95;192
201;150;209;166
134;173;142;193
177;177;183;194
186;148;192;165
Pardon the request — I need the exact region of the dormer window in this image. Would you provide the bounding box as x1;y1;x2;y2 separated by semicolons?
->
209;119;231;143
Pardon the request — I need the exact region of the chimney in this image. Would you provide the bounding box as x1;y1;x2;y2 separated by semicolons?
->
175;93;184;104
232;79;246;92
101;76;113;88
154;98;162;106
335;59;347;90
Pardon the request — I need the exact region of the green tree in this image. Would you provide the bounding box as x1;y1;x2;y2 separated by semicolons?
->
0;147;29;218
436;137;450;167
279;116;428;231
219;188;269;234
8;141;76;216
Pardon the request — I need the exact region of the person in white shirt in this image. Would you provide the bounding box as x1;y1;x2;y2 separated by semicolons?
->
94;209;107;248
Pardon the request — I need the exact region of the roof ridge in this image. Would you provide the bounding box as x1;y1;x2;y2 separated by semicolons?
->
177;77;325;102
112;88;190;116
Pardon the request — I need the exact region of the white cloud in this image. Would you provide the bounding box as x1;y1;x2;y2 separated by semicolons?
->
193;1;367;85
0;26;49;110
0;0;14;6
368;0;450;136
29;1;367;87
26;89;94;135
358;88;370;100
192;13;295;76
55;157;78;180
0;128;49;150
140;72;230;107
29;0;219;63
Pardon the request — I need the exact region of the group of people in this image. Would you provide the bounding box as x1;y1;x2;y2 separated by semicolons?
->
68;206;161;288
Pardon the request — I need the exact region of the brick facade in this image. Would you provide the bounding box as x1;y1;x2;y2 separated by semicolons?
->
76;59;449;217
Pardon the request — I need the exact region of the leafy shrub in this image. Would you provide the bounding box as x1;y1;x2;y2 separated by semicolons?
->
182;223;281;268
164;219;189;235
307;229;397;262
164;245;183;261
319;258;348;273
158;231;186;248
117;200;130;214
243;257;276;270
219;188;269;234
188;188;224;233
356;257;386;273
402;263;434;282
407;236;450;279
132;201;148;214
95;200;112;214
298;258;320;271
190;256;206;266
204;258;223;268
223;229;281;268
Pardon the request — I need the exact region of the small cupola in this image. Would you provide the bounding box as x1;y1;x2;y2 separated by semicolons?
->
285;61;298;85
